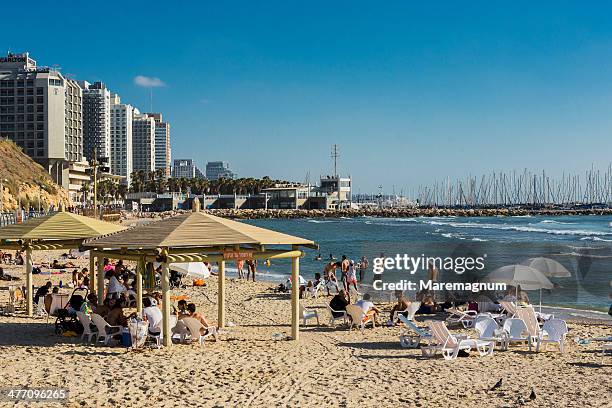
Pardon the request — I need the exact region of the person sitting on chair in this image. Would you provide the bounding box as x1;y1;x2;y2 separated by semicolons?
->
329;290;349;318
389;292;411;323
34;281;52;305
180;303;215;335
355;293;381;323
143;297;162;335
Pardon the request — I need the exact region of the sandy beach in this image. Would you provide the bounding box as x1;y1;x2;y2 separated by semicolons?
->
0;251;610;408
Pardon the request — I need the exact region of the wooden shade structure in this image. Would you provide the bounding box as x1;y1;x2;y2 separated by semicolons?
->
0;210;126;316
83;209;317;346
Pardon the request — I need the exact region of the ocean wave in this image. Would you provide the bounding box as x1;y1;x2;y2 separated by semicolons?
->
579;236;612;242
421;219;612;237
557;252;612;259
471;237;488;242
307;219;333;224
539;220;575;225
440;232;466;240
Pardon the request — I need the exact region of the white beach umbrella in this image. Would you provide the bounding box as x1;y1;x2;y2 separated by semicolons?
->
482;264;554;291
482;264;554;312
170;262;211;279
519;257;571;278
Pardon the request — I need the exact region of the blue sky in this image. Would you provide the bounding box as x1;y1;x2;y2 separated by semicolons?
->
4;1;612;193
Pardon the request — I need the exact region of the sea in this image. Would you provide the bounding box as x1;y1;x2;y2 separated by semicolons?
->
233;215;612;318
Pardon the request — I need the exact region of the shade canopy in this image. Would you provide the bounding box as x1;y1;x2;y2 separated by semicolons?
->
0;211;126;243
481;264;554;291
519;257;572;278
83;211;317;250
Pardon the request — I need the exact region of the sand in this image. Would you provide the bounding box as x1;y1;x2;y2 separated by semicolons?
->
0;251;611;408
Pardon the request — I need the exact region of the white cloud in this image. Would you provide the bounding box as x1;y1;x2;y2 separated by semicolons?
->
134;75;166;88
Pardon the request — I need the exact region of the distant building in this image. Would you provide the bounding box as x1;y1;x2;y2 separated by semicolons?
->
109;94;134;185
0;52;84;194
146;113;171;178
315;175;352;209
172;158;204;179
206;161;236;181
132;112;155;172
79;81;111;166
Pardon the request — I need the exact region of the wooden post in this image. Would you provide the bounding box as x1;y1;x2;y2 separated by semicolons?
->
96;253;104;300
136;258;144;313
25;246;33;317
291;245;300;341
218;260;226;328
161;262;171;347
89;252;96;292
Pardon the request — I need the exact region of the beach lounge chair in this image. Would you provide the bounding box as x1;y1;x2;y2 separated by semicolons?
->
398;314;432;348
392;301;421;323
299;304;320;326
499;300;518;318
474;316;508;351
346;304;375;334
181;317;219;345
515;306;542;351
423;320;494;360
306;281;325;299
327;305;348;327
536;318;568;353
603;343;612;356
90;313;122;345
445;308;478;328
502;318;530;348
75;312;97;343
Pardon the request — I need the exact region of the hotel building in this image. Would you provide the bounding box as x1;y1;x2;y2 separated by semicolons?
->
110;94;134;185
79;81;111;166
146;113;171;178
132;112;155;172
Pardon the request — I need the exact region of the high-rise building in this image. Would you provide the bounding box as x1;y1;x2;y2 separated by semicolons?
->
109;94;134;185
132;112;155;173
172;158;201;179
0;52;84;193
205;161;236;181
79;81;111;166
146;112;171;178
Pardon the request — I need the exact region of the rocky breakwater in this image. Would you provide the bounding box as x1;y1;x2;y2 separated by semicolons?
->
206;207;612;220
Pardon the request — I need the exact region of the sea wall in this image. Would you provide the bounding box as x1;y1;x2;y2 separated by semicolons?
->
203;207;612;219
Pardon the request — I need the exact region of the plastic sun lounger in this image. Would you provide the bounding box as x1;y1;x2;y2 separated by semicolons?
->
299;304;320;326
474;316;509;351
398;314;432;348
423;320;494;360
392;302;421;323
75;312;97;343
515;306;543;352
536;318;568;353
90;313;122;346
445;308;478;328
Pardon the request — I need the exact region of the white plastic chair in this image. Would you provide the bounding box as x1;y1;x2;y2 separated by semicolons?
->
515;306;542;351
398;314;432;348
346;304;375;334
392;302;421;323
327;305;347;326
36;296;48;322
299;304;320;326
181;317;219;345
536;318;568;353
502;318;530;348
306;281;325;299
474;316;508;351
424;320;494;360
76;311;96;343
90;313;122;345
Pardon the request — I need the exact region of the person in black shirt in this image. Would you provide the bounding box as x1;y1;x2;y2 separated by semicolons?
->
329;290;349;318
34;281;52;304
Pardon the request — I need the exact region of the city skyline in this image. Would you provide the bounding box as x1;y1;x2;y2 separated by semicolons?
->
4;2;612;192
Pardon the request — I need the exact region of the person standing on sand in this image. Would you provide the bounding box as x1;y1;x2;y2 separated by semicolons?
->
358;256;368;282
237;259;245;279
246;259;257;282
323;261;340;295
340;255;350;292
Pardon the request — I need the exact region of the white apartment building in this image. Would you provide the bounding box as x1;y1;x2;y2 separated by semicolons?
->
110;94;134;185
79;81;111;166
146;113;171;178
132;112;155;173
